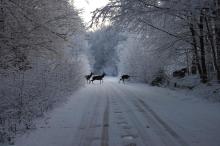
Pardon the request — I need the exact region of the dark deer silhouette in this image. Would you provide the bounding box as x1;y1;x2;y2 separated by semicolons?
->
85;72;93;83
119;74;130;84
119;74;137;84
90;72;106;84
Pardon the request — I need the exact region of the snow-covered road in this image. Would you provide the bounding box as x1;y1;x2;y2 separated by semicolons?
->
15;78;220;146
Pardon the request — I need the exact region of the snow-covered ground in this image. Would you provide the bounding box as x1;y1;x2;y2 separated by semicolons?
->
170;75;220;101
14;77;220;146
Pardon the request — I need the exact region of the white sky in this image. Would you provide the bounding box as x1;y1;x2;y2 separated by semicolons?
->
74;0;109;24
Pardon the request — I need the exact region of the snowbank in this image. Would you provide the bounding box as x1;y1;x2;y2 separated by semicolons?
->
169;75;220;102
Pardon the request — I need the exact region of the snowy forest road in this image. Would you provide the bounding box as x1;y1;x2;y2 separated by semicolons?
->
15;78;220;146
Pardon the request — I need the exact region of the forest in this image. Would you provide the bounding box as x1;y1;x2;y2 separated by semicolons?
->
90;0;220;84
0;0;89;143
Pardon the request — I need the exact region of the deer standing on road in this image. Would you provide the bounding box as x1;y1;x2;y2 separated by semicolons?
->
119;74;130;84
85;72;93;84
90;72;106;84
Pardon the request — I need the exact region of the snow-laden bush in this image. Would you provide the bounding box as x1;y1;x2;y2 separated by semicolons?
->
118;34;173;83
0;55;88;144
0;0;89;144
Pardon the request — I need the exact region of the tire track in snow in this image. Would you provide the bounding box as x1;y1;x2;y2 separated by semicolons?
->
137;98;188;146
131;98;180;146
101;96;109;146
73;88;101;146
74;95;94;146
116;83;189;146
110;84;155;146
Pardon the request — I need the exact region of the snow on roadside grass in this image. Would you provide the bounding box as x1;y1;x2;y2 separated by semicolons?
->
169;75;220;102
14;86;94;146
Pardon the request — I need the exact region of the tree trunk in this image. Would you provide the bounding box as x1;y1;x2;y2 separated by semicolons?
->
190;23;202;76
205;15;220;83
215;0;220;82
199;10;208;83
0;0;4;32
